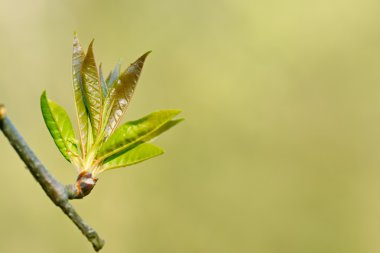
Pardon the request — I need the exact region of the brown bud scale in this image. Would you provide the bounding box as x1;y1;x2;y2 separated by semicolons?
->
75;171;97;198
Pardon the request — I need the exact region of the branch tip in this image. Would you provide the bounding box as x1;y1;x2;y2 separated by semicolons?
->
0;104;6;120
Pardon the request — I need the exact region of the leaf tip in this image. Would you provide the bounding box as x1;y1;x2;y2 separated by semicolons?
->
175;117;185;123
169;109;182;117
72;33;80;45
140;50;151;61
84;39;96;60
89;39;95;48
41;90;47;100
130;51;151;67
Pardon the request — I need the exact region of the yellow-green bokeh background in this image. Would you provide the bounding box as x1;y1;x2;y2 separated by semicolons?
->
1;0;380;252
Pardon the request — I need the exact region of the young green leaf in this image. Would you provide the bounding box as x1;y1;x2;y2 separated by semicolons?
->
104;51;151;138
99;143;164;172
97;109;181;160
81;40;103;139
144;118;184;141
40;91;79;162
72;35;89;158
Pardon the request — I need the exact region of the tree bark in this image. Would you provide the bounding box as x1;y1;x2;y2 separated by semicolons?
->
0;104;104;251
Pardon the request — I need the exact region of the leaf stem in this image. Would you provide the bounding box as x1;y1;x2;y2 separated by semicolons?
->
0;104;104;252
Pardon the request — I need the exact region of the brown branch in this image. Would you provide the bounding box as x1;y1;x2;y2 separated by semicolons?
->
0;104;104;251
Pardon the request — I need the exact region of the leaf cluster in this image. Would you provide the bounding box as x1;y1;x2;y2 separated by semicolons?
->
40;35;183;179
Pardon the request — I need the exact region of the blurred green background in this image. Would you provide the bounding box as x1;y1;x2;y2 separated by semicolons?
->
1;0;380;252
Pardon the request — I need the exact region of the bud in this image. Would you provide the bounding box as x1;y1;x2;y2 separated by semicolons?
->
75;171;98;198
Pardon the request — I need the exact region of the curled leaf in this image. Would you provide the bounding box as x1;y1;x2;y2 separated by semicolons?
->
40;91;79;162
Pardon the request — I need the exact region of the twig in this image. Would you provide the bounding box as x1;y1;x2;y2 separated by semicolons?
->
0;104;104;251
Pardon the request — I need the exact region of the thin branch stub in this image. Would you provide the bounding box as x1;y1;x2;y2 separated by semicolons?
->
0;104;6;120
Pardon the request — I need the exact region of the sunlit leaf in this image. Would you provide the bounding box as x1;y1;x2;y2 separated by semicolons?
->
144;118;184;141
40;91;79;162
81;40;103;139
100;143;164;172
72;34;89;157
104;51;151;138
97;109;181;160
